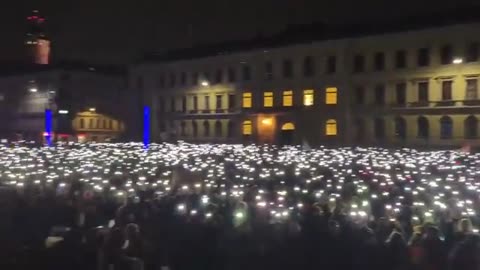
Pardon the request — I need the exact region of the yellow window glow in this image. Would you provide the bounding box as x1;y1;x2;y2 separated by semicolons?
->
264;92;274;107
326;119;337;136
326;87;337;104
283;90;293;107
242;92;252;108
281;122;295;130
242;120;252;135
303;89;314;106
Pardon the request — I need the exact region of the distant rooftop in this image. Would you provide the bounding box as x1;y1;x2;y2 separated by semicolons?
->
142;5;480;63
0;61;125;77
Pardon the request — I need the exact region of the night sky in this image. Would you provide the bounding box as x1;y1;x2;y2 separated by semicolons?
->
0;0;475;64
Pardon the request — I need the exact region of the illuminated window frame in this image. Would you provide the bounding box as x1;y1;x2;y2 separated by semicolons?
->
242;120;253;135
326;87;338;104
326;119;337;136
282;90;293;107
242;92;252;108
303;89;314;106
264;92;274;107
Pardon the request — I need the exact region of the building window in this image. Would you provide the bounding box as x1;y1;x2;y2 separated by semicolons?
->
204;96;210;110
193;96;198;111
353;54;365;73
326;87;338;105
394;117;407;139
158;97;165;112
327;56;336;74
203;120;210;137
418;82;429;103
216;95;222;110
303;89;314;106
417;48;430;67
282;59;293;78
466;42;479;63
182;96;187;113
374;84;385;105
326;119;337;136
396;82;406;105
283;90;293;107
97;119;101;129
192;121;198;137
354;118;365;141
466;79;478;100
103;119;107;129
417;116;429;139
395;50;407;69
89;119;94;129
355;87;365;105
170;97;175;112
227;67;236;82
109;120;113;130
465;115;478;139
158;74;165;88
169;72;176;88
136;76;143;90
242;65;251;81
228;94;235;110
242;120;252;135
180;121;186;136
180;72;186;86
440;45;453;65
442;81;453;101
215;120;222;137
440;116;453;139
374;118;385;140
227;121;235;138
80;118;85;129
264;92;274;107
242;92;252;108
215;69;223;83
374;52;385;71
303;56;315;77
192;72;198;85
265;61;273;80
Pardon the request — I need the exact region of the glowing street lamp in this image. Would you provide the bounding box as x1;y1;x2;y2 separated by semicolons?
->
201;80;209;86
453;58;463;64
29;87;38;93
89;107;96;112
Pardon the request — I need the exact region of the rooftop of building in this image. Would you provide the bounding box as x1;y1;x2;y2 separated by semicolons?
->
141;5;480;63
0;61;125;77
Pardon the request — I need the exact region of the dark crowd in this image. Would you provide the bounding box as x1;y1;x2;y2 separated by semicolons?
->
0;142;479;270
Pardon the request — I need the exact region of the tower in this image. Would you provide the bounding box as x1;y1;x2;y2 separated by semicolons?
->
25;10;50;65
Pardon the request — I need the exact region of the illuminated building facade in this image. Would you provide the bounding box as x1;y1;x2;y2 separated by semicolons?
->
131;18;480;148
25;10;50;65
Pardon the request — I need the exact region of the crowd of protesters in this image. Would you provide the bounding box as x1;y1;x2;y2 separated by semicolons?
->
0;142;479;270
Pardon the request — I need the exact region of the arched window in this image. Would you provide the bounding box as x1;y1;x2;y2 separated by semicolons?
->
180;121;186;136
325;119;337;136
354;118;365;141
203;120;210;137
465;115;478;139
227;121;235;138
374;118;385;140
242;120;252;135
215;120;222;137
192;121;198;137
79;118;85;129
417;116;429;139
281;122;295;130
394;116;407;139
440;116;453;139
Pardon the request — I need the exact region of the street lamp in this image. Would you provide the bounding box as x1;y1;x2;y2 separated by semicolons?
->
453;58;463;64
29;87;38;93
201;80;209;86
89;107;96;112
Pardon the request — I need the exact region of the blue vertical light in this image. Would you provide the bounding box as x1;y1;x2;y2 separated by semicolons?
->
143;106;150;149
45;109;52;146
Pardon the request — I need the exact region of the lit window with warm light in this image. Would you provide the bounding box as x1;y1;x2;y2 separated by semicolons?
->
264;92;274;107
242;120;252;135
303;89;314;106
283;90;293;107
326;119;337;136
326;87;338;104
242;92;252;108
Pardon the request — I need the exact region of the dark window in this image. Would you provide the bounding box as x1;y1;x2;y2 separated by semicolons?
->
169;73;176;88
109;120;113;129
192;72;198;85
465;116;478;139
395;50;407;69
158;74;165;88
228;94;235;109
374;84;385;105
466;79;478;100
227;121;234;138
354;118;365;141
396;82;406;105
180;72;186;85
327;56;336;74
203;121;210;137
440;45;453;65
158;97;164;112
374;118;385;140
418;82;429;103
355;87;365;105
353;54;365;73
374;52;385;71
170;97;175;112
215;69;223;83
180;121;186;136
265;61;273;80
440;116;453;139
242;65;251;81
182;96;187;113
136;76;144;89
466;42;479;62
193;96;198;111
394;117;407;139
216;95;222;110
417;116;429;139
303;56;315;77
89;119;94;129
418;48;430;67
283;59;293;78
192;121;198;137
204;96;210;110
80;118;85;129
215;121;222;137
442;81;453;100
227;68;236;82
97;119;101;129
